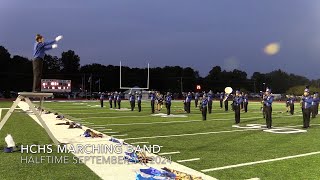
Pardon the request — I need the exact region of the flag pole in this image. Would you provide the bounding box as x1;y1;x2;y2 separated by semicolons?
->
90;74;92;99
84;74;87;99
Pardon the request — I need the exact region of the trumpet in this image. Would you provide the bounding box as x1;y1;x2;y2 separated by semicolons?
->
223;87;233;102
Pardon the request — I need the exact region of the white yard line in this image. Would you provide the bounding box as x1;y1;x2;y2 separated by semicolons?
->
201;151;320;172
64;111;280;115
106;115;302;126
98;128;112;131
0;108;2;119
177;158;200;163
112;134;128;137
130;142;149;145
79;115;151;119
82;122;94;124
158;151;181;155
102;132;118;134
124;129;259;141
90;125;108;127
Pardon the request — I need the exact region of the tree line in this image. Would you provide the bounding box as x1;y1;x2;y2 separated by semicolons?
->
0;45;319;95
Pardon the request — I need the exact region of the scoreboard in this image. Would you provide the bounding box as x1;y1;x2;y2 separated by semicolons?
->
41;79;71;92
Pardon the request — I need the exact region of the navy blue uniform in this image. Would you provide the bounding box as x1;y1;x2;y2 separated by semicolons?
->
233;95;243;124
288;97;295;115
108;94;113;108
311;96;319;118
129;94;135;111
224;94;230;111
194;93;200;108
137;94;142;112
150;93;155;113
113;93;117;108
99;93;104;108
240;94;244;109
263;95;274;128
208;93;213;114
166;95;172;115
302;95;313;128
219;93;224;108
201;97;208;120
243;95;248;112
185;94;192;113
117;94;121;109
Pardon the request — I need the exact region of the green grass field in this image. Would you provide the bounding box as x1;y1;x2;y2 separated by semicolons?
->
1;100;320;180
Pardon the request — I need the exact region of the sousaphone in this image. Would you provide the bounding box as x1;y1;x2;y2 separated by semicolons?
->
223;87;233;102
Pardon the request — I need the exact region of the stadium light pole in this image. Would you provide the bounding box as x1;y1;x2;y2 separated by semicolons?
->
263;82;266;91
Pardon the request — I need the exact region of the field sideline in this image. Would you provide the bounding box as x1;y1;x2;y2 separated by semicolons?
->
1;100;320;179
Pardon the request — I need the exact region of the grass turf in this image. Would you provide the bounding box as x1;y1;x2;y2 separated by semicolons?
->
2;100;320;180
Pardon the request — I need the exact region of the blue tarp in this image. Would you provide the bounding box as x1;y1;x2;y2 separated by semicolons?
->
124;152;139;163
136;167;176;180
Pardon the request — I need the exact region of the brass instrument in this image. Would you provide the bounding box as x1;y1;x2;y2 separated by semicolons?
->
223;87;233;102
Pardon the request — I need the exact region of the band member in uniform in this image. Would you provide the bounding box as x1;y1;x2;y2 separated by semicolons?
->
233;90;243;124
185;92;192;113
285;95;290;113
224;93;230;111
182;92;187;112
150;91;156;113
156;92;163;111
240;92;244;110
288;95;295;115
137;91;142;112
200;94;208;120
301;88;313;128
99;92;104;108
113;91;118;108
117;93;121;109
208;90;213;114
311;92;319;118
194;92;200;108
261;91;266;119
129;92;135;111
243;93;248;113
33;34;62;92
263;88;274;129
219;92;224;108
165;92;172;115
231;99;235;111
108;92;113;109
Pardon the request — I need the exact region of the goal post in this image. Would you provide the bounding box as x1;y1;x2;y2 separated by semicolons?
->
119;61;150;90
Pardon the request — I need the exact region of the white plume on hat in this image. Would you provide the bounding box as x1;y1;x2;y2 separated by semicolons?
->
5;134;15;148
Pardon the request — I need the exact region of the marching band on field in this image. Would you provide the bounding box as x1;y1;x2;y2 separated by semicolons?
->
98;85;319;129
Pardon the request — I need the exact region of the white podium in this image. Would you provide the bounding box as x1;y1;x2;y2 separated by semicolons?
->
0;92;59;145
